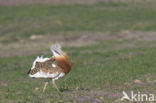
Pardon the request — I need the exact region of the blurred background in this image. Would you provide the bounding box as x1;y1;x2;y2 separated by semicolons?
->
0;0;156;103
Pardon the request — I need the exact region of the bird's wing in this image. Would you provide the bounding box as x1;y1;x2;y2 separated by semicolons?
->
28;57;56;75
40;58;62;74
37;61;62;78
28;57;62;78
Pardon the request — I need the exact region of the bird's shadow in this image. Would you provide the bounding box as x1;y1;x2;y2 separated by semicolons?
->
60;88;71;92
60;87;90;92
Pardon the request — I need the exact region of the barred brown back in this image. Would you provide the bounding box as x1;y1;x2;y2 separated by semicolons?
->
28;57;57;75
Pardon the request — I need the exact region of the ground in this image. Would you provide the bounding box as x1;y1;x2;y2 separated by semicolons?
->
0;1;156;103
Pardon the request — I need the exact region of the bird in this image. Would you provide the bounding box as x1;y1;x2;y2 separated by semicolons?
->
27;44;72;92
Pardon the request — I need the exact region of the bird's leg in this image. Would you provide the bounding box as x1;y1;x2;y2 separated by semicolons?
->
43;79;50;92
43;82;48;92
52;79;60;92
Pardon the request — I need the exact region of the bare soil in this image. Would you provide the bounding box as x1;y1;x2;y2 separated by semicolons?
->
0;31;155;57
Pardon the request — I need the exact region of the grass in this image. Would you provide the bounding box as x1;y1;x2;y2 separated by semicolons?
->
0;2;156;39
0;1;156;103
0;41;156;103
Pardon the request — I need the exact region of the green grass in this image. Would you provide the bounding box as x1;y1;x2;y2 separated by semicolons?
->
0;2;156;39
0;1;156;103
0;41;156;103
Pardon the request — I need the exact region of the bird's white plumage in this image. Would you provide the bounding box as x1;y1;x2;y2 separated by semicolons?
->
52;64;56;68
29;70;59;78
29;69;65;79
53;73;65;80
50;43;63;57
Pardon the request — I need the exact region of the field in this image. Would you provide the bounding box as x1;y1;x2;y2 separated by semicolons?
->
0;1;156;103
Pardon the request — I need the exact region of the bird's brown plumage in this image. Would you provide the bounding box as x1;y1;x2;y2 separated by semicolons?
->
28;54;72;76
55;53;72;74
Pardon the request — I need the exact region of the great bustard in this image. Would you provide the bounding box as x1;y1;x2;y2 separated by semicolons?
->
27;44;72;92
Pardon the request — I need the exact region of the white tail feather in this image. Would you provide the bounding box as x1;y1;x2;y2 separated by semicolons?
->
50;44;63;56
